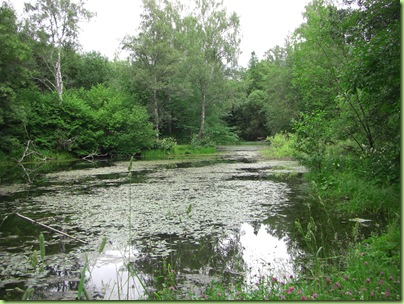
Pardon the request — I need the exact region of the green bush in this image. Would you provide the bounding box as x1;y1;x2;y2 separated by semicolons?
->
265;132;296;158
16;85;154;159
152;137;177;153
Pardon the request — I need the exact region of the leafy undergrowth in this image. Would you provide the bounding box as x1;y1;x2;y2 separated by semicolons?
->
261;133;296;159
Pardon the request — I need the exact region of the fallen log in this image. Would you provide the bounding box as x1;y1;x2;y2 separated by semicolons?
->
16;212;87;244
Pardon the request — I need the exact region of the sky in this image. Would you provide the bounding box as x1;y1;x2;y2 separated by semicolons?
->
6;0;310;67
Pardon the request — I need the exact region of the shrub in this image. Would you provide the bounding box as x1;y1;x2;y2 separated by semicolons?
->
265;132;296;158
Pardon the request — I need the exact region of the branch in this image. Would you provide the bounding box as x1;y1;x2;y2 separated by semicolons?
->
16;213;87;244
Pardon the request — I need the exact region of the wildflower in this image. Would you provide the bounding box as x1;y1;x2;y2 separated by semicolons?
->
272;277;278;283
280;295;286;300
365;278;371;284
343;275;349;280
301;295;307;300
201;294;206;299
389;276;393;280
171;269;176;274
364;261;369;266
385;290;391;297
217;293;221;297
345;291;352;296
289;275;294;279
313;293;318;299
378;280;384;285
335;282;341;289
325;277;331;284
379;271;384;276
286;286;295;294
370;292;375;297
361;252;365;256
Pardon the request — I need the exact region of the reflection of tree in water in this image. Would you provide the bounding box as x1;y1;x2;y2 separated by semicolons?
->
131;230;247;295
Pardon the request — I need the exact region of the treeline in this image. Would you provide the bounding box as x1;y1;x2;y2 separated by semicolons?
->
0;0;400;189
0;0;242;161
236;0;400;191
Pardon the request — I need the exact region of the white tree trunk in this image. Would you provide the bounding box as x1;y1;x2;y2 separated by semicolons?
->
55;47;63;101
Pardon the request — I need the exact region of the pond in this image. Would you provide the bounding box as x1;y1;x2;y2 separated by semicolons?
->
0;145;381;300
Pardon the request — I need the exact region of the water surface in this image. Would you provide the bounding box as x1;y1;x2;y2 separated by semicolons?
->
0;145;379;300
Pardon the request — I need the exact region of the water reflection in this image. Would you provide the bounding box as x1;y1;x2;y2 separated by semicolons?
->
87;221;297;300
88;249;148;300
239;223;294;282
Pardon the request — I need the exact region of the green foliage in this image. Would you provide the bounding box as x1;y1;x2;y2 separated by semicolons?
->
66;51;112;90
228;45;301;140
265;132;296;159
0;3;31;156
16;85;154;159
152;137;177;153
228;90;268;140
153;261;178;300
292;110;334;172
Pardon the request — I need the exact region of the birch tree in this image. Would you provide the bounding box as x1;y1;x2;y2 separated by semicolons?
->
182;0;240;140
123;0;181;138
24;0;94;101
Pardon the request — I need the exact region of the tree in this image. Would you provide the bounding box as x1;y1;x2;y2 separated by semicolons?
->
245;51;267;95
290;0;399;183
338;0;400;182
0;3;31;156
263;44;300;135
24;0;94;101
65;51;112;90
123;0;182;138
181;0;241;140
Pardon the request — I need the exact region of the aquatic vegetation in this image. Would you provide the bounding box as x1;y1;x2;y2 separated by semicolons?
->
0;145;396;300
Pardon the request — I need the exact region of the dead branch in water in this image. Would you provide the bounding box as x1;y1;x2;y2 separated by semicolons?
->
16;212;87;244
82;151;109;161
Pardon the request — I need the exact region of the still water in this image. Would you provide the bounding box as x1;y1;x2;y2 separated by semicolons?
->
0;145;376;300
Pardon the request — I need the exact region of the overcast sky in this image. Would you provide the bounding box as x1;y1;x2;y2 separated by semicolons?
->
7;0;310;67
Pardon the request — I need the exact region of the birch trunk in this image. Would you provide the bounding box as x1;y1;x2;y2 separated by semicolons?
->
55;47;63;101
